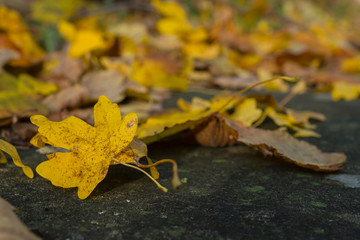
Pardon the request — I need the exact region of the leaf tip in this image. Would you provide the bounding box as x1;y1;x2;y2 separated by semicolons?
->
30;115;47;125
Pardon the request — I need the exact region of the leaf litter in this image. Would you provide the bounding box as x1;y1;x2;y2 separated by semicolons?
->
0;0;354;200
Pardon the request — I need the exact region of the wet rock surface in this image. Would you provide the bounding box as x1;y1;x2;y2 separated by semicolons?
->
0;92;359;240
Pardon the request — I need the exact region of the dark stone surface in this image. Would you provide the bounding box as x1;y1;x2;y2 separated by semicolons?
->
0;92;359;240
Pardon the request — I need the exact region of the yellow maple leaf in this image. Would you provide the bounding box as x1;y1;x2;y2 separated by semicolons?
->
0;139;34;178
31;96;179;199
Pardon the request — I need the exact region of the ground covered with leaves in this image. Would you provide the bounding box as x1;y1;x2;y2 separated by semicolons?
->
0;0;360;239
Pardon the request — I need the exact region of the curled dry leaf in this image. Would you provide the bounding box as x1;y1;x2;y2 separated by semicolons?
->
192;114;237;147
193;114;345;171
225;117;346;171
0;197;40;240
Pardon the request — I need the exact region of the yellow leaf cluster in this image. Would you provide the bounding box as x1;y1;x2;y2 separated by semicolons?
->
0;6;44;66
152;0;220;60
131;59;188;91
137;77;322;143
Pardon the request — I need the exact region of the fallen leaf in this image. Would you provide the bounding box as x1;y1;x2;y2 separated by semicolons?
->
0;6;44;66
131;59;188;91
192;114;237;147
31;0;86;24
0;91;48;126
192;114;345;171
152;0;191;36
227;119;346;171
341;56;360;74
80;70;126;102
0;139;34;178
331;81;360;101
42;85;88;113
0;48;19;70
58;20;108;57
263;107;322;137
1;122;38;147
31;96;179;199
41;51;85;88
137;77;297;143
228;98;262;126
0;197;40;240
17;74;58;96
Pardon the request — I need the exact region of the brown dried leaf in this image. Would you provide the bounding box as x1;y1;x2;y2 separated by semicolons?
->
41;51;84;88
227;119;346;171
192;114;346;172
0;197;40;240
80;70;126;102
1;122;38;147
42;85;88;113
193;114;237;147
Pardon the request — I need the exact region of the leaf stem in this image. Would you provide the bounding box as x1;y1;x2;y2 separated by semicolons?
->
218;76;296;113
111;158;168;192
136;158;181;190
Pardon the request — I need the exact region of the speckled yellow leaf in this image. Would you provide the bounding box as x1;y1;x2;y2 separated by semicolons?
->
30;96;138;199
0;139;34;178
